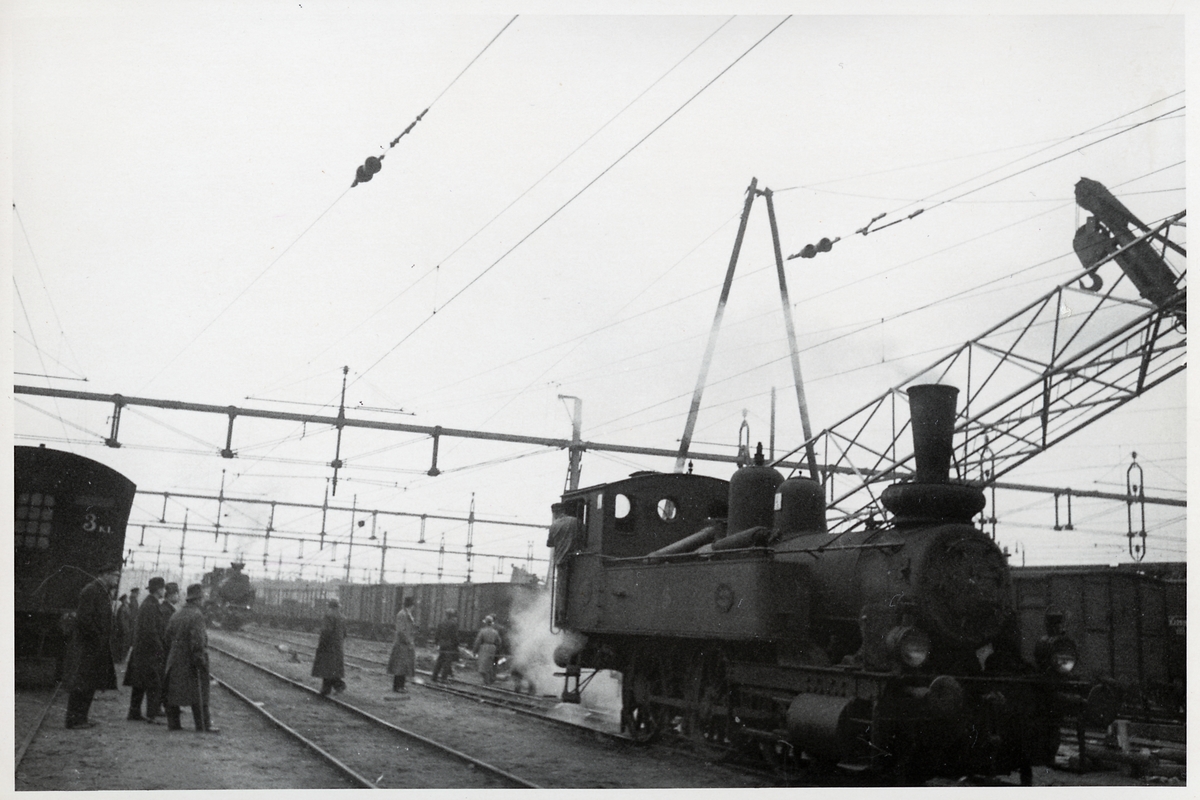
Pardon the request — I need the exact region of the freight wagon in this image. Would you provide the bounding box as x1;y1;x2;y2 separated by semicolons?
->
255;579;544;647
1010;564;1185;719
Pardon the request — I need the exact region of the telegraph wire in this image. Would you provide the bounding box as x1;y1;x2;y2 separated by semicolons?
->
12;203;87;380
353;16;793;387
296;16;738;385
140;18;519;397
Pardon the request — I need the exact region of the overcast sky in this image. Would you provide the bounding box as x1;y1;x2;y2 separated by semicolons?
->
9;4;1188;587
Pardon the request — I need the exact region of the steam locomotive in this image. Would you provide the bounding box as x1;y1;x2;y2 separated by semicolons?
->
550;385;1111;784
202;562;257;631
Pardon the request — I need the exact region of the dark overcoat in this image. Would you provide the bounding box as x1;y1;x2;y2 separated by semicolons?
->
311;609;346;679
124;596;166;689
386;609;417;677
63;579;117;693
162;604;209;707
110;602;132;663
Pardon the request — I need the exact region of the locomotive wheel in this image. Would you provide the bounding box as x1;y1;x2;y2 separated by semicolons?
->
686;648;735;760
622;653;667;743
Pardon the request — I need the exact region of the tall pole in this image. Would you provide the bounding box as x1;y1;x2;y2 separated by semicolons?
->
676;177;759;472
330;366;349;495
763;187;819;480
345;495;357;582
560;395;583;490
466;493;475;583
379;528;388;585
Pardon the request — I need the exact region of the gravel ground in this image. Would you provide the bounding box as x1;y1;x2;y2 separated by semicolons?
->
15;680;360;790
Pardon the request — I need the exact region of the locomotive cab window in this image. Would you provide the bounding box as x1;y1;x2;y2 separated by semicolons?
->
656;498;678;522
614;493;634;533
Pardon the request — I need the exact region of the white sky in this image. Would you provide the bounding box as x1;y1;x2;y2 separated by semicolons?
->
8;3;1189;589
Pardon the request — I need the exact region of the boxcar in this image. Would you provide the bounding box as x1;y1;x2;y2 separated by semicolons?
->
1011;564;1183;718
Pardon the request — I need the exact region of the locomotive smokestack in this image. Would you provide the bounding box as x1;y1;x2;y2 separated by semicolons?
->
906;384;958;484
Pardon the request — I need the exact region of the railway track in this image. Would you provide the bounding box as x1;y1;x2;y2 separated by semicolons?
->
209;643;542;789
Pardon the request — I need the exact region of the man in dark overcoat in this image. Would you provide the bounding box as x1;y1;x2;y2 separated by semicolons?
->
432;609;460;683
124;576;167;723
163;583;218;732
63;563;121;729
162;582;180;623
312;598;347;695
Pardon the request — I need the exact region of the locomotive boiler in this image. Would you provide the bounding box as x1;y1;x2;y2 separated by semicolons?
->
550;385;1109;784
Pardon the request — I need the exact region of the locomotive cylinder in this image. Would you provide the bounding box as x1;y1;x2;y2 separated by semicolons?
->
774;476;827;536
726;444;783;537
786;694;861;762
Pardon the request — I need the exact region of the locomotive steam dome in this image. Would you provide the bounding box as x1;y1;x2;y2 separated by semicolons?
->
774;476;827;536
726;443;783;536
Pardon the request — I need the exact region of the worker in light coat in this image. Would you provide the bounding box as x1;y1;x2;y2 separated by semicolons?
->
386;596;417;693
472;616;502;686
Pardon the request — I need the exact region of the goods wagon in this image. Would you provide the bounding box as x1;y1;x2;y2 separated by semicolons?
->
1011;564;1184;719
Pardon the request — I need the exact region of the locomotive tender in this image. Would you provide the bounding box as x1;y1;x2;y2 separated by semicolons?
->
551;385;1109;783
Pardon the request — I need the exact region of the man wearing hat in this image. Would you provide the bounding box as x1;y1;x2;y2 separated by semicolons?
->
312;599;347;696
63;563;122;729
472;615;502;686
162;582;180;624
432;609;460;683
163;584;219;732
386;596;417;693
124;576;168;723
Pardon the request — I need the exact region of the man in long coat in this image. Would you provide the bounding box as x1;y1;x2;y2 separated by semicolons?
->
386;596;417;693
472;615;503;686
110;594;132;664
63;563;121;729
312;598;347;695
124;576;167;723
163;583;218;732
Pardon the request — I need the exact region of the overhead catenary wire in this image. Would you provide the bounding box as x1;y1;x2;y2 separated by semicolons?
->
290;16;739;388
351;16;794;389
137;18;519;398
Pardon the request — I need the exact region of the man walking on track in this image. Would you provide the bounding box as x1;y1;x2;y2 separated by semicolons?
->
387;596;417;693
313;598;347;695
63;563;121;729
163;584;219;733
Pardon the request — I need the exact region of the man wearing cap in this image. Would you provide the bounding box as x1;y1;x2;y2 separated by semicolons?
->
473;615;502;686
312;598;347;696
124;576;168;723
432;609;460;683
63;563;121;729
386;596;417;693
163;584;219;732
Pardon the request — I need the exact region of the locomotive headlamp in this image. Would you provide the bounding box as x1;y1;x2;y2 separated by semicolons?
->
1035;610;1078;675
1036;636;1079;675
886;625;931;668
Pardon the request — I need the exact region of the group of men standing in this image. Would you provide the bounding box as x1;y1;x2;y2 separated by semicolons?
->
309;595;503;696
62;566;217;733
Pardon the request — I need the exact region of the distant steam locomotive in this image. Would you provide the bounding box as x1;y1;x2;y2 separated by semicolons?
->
550;385;1112;784
201;562;256;631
